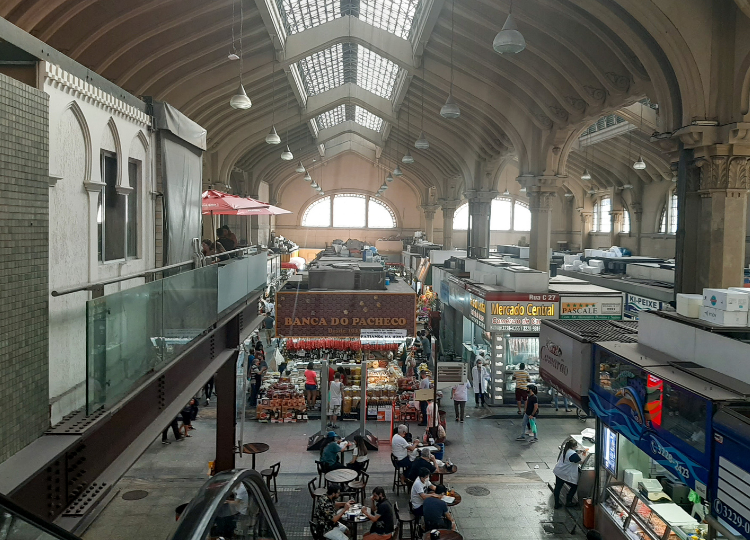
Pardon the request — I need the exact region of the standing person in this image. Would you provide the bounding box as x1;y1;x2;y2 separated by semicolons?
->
471;357;489;407
552;439;588;508
410;468;438;519
346;435;369;472
312;484;353;540
204;375;215;406
362;487;395;540
426;400;440;441
422;485;456;531
391;425;419;469
221;224;238;247
329;372;343;429
553;388;571;412
513;363;531;415
420;331;432;370
161;416;183;444
263;312;275;346
305;362;318;410
248;356;261;407
451;379;470;422
336;366;348;386
418;371;431;426
516;384;539;443
179;401;193;437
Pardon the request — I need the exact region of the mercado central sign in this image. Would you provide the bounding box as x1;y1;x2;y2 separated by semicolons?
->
275;290;416;337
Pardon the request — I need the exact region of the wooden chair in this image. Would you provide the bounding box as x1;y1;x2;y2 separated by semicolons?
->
408;501;424;538
307;478;326;520
390;455;409;495
260;462;281;502
394;502;416;540
347;471;369;504
315;460;326;484
309;520;325;540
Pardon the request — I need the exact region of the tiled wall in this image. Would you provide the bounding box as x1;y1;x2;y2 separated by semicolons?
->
0;74;50;463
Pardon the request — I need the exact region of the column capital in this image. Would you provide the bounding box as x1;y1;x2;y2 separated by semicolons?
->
437;198;462;210
610;210;624;225
462;190;499;203
420;204;440;220
579;211;593;225
527;190;556;212
695;151;750;192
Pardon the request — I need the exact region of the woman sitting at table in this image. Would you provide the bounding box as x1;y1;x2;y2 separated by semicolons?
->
347;435;369;472
320;431;347;472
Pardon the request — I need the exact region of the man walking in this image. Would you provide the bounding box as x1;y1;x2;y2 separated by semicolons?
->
471;356;489;407
516;384;539;443
263;312;275;345
418;371;431;426
451;379;470;422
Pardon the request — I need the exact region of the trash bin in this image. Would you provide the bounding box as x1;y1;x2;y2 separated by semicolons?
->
582;498;595;529
175;503;189;521
433;443;445;460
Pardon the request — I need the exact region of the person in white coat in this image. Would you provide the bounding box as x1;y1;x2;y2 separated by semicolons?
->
552;439;588;508
471;356;490;407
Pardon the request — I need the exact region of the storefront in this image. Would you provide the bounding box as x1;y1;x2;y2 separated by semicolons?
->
590;342;745;540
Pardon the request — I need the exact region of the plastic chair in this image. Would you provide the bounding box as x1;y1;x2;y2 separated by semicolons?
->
261;462;280;502
347;471;369;504
308;478;326;520
394;502;416;540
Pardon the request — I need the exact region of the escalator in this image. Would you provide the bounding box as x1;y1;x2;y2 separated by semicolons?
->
1;470;286;540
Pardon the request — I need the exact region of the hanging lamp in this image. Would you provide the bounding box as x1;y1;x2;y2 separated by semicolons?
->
266;126;281;145
581;169;592;181
281;146;293;160
393;165;404;177
280;85;293;160
633;156;646;170
311;181;319;189
402;100;415;163
303;172;312;182
265;61;281;144
386;173;394;183
228;0;240;61
229;0;251;109
493;1;526;54
503;188;510;196
415;63;430;149
440;0;460;119
296;161;306;173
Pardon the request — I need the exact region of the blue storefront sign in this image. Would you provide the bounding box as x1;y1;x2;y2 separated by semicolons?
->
624;293;663;320
712;411;750;539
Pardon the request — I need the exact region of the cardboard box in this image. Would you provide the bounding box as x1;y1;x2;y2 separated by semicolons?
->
700;306;748;327
676;294;702;318
703;289;749;311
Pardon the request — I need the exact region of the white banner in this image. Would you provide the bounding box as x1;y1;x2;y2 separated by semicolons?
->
360;329;408;342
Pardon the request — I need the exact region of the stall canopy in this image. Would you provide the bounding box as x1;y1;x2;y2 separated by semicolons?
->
201;190;268;213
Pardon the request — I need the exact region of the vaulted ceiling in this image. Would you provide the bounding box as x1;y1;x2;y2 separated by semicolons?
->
2;0;715;203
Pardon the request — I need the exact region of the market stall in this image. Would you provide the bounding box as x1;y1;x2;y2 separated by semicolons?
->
590;342;746;540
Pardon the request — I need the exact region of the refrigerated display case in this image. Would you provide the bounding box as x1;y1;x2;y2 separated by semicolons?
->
601;482;680;540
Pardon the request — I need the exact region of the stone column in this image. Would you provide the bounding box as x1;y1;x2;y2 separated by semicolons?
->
630;203;643;256
527;190;555;271
694;151;749;288
610;210;623;248
465;190;497;258
579;211;593;252
420;205;440;243
439;200;460;250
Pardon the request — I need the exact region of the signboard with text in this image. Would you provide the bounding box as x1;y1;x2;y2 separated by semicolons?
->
560;295;623;320
486;293;559;332
276;291;416;337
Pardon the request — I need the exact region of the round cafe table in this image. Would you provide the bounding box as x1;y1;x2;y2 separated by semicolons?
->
445;492;461;507
423;530;462;540
242;442;270;469
325;468;358;486
437;465;457;485
341;510;369;538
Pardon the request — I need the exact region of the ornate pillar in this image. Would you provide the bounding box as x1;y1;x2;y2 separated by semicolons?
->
610;210;623;248
521;177;558;271
579;211;593;252
420;205;440;243
630;203;643;256
439;200;460;250
694;149;749;288
464;190;497;258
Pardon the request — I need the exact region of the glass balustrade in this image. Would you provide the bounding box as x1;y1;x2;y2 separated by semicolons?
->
86;251;267;413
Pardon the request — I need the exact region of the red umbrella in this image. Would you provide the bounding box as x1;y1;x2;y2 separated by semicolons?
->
202;190;268;213
234;197;292;216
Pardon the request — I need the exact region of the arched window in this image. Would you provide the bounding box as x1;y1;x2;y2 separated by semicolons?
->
622;210;631;234
302;196;331;227
659;191;678;233
593;197;611;232
301;194;397;228
453;203;469;230
513;201;531;231
490;198;512;231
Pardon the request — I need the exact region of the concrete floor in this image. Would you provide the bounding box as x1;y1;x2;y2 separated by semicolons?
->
82;393;592;540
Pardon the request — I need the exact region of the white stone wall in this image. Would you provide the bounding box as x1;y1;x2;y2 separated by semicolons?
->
44;63;155;423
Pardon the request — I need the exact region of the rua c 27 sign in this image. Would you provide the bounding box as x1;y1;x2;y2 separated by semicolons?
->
275;291;416;337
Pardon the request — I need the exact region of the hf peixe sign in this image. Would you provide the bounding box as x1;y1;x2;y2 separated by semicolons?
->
275;291;416;337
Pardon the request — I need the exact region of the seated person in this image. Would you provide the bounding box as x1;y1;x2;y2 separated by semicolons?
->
410;468;438;519
362;487;395;540
422;485;456;531
320;431;346;471
312;484;354;540
391;424;419;469
406;448;436;482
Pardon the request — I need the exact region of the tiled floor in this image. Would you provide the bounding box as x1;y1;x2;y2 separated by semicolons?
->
83;395;592;540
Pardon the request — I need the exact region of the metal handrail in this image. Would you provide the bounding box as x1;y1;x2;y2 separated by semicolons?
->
51;246;265;298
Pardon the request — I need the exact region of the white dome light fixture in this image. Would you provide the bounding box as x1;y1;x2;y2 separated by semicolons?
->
633;156;647;170
296;161;306;173
228;52;239;61
402;151;415;164
230;83;252;109
265;126;281;145
588;189;597;196
319;190;325;195
564;192;574;198
415;131;430;150
392;165;404;177
311;181;319;189
503;188;510;196
280;145;293;161
440;94;461;119
581;168;592;181
492;6;526;55
386;173;394;183
303;172;312;182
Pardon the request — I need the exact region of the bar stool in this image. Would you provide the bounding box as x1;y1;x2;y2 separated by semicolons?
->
347;471;369;504
394;502;416;540
308;478;326;520
390;455;409;495
261;462;280;502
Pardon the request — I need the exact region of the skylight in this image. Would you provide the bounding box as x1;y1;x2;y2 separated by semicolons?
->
298;43;400;99
276;0;422;40
315;104;384;132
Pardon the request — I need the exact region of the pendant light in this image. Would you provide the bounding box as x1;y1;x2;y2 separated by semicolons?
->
280;85;293;160
386;173;394;183
581;129;592;181
265;61;281;144
229;0;251;109
581;169;592;181
415;63;430;149
402;100;415;163
393;165;404;177
311;181;318;189
440;0;460;119
296;161;306;173
493;1;526;54
228;0;239;60
304;172;312;182
632;103;647;170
